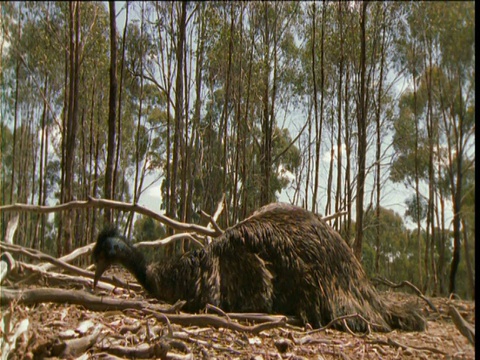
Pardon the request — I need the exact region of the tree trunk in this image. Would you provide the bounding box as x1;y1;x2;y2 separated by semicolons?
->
104;1;118;224
334;2;344;231
311;2;324;214
354;1;368;260
449;69;465;295
171;1;187;221
374;8;386;274
260;2;272;207
59;1;81;256
113;1;129;205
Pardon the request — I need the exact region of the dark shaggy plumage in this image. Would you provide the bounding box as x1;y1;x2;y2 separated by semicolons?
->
92;203;425;332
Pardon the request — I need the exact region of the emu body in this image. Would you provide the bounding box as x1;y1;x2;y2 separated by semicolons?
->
92;203;425;332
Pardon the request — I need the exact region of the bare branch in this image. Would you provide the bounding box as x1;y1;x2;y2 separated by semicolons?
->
135;233;204;249
0;197;221;237
322;211;348;222
4;214;19;244
0;242;142;292
372;277;438;312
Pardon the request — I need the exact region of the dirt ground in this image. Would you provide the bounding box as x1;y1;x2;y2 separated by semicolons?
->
1;268;475;359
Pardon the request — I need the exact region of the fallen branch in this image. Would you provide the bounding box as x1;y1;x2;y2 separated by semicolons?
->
50;324;103;358
0;252;16;284
372;276;438;312
225;312;301;326
39;243;95;271
14;261;118;293
368;337;447;356
0;242;141;292
0;197;221;237
97;340;170;359
449;304;475;346
0;287;175;313
306;313;378;335
3;214;19;244
144;309;288;334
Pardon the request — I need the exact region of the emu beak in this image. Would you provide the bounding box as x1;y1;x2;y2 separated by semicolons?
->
93;260;108;289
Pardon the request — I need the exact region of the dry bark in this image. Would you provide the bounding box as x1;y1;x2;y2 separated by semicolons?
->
449;304;475;346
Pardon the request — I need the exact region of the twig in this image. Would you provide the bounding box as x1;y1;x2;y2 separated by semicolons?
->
97;340;170;359
206;303;230;321
372;276;438;312
368;337;448;355
227;312;302;326
306;313;380;335
0;197;221;237
52;324;103;357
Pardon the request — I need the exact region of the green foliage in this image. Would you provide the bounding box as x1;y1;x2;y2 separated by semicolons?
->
133;215;166;242
404;195;427;222
133;215;166;262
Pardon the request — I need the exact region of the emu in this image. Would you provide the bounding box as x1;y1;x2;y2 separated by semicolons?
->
92;203;425;332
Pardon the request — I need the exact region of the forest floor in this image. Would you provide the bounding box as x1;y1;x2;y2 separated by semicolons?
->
1;267;475;360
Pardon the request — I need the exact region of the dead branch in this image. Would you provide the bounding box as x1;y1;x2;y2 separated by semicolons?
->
0;252;16;284
306;313;378;335
39;243;95;271
0;287;174;313
98;340;170;359
201;195;225;244
322;211;348;222
135;233;204;249
368;337;448;356
1;286;288;334
0;242;142;292
223;312;302;326
50;325;103;358
0;196;221;237
449;304;475;346
172;331;244;355
144;309;287;334
199;210;223;237
372;276;438;312
4;214;19;244
14;261;118;293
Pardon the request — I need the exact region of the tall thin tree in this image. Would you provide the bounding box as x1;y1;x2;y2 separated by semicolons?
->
105;0;118;224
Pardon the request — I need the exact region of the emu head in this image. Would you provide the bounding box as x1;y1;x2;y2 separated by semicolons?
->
92;227;127;288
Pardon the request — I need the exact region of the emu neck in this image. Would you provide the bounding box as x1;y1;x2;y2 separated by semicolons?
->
115;243;150;292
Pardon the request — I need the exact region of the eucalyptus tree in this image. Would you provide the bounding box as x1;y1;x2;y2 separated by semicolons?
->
433;2;475;296
392;2;475;296
104;1;118;224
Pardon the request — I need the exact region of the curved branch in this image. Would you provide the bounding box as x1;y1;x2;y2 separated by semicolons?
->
372;276;438;312
0;197;221;237
0;242;142;292
135;233;205;249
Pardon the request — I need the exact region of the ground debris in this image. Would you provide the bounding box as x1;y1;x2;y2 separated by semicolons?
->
1;268;475;359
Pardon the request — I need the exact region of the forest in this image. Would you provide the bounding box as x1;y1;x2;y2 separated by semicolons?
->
0;0;475;304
